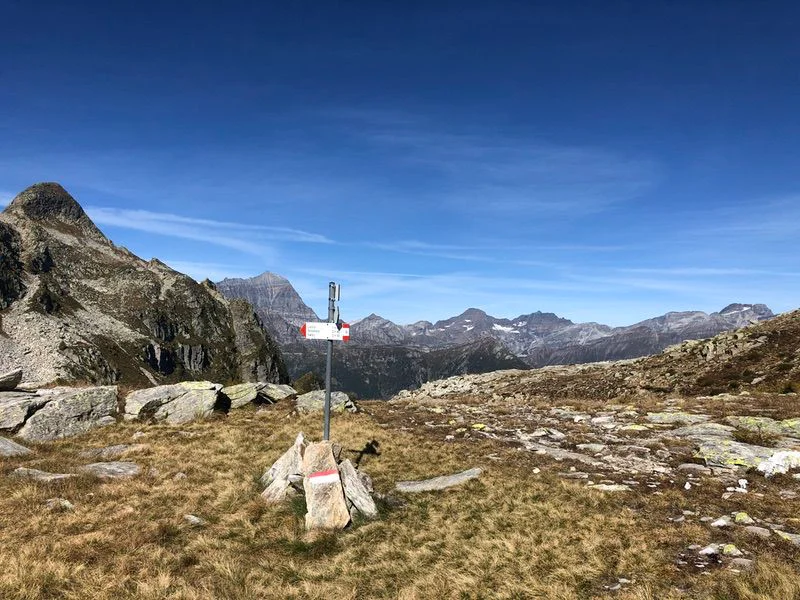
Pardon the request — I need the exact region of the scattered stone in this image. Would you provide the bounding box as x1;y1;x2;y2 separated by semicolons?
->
173;472;187;481
79;461;140;479
729;558;755;571
711;516;732;528
698;544;720;556
12;467;74;482
576;443;607;455
124;381;222;424
0;368;23;391
619;424;650;432
678;463;712;475
79;443;148;460
744;526;771;539
395;467;482;493
558;471;589;479
45;497;75;511
339;458;378;519
295;390;357;413
0;436;31;457
775;530;800;547
734;512;755;525
587;483;631;492
722;544;743;557
302;441;350;530
757;450;800;477
183;514;204;526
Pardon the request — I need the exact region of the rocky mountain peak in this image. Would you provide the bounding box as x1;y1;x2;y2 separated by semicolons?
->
4;183;105;238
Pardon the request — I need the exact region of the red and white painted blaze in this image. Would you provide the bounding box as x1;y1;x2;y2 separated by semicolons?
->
308;469;340;485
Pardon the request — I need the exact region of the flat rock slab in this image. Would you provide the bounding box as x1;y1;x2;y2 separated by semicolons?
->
0;368;23;391
396;467;482;493
13;467;75;482
588;483;631;492
296;391;357;413
302;441;350;530
79;444;148;460
0;436;32;457
79;461;140;479
666;422;735;440
646;412;710;425
17;387;118;442
124;381;222;424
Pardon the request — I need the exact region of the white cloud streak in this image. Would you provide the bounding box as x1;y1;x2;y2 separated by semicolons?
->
85;206;334;256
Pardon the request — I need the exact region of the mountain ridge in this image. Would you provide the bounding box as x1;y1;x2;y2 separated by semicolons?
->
0;183;288;387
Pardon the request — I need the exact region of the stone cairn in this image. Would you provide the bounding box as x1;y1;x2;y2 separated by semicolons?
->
260;433;378;530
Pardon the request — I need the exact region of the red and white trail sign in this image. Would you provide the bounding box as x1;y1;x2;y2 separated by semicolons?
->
300;322;350;341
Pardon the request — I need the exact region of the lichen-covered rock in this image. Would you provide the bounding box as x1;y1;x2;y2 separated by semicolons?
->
296;390;357;413
694;439;776;468
222;382;262;409
16;386;118;442
124;381;221;424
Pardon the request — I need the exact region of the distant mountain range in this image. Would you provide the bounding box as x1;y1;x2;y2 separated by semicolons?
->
217;272;774;398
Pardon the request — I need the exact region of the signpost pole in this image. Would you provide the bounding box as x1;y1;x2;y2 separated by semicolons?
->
323;282;337;441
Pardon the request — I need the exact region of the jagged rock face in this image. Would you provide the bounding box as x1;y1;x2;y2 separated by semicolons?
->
0;183;287;387
217;272;318;344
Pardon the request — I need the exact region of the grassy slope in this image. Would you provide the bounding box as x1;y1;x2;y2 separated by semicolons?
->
1;402;799;600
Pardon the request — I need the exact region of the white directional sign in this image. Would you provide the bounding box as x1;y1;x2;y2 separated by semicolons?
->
300;322;350;341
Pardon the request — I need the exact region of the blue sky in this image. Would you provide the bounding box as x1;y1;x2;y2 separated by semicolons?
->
2;1;799;325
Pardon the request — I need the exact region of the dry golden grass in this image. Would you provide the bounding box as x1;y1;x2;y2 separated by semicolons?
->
2;401;800;599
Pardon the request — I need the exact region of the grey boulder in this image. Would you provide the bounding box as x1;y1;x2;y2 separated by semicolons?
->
16;386;118;443
296;390;357;414
0;368;23;391
222;382;262;409
0;392;48;431
260;432;305;504
124;381;222;424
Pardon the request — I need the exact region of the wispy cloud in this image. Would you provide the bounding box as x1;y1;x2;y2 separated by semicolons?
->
333;112;661;217
85;206;334;256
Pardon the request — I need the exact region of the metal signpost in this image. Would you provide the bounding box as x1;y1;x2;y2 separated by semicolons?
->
299;282;349;440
